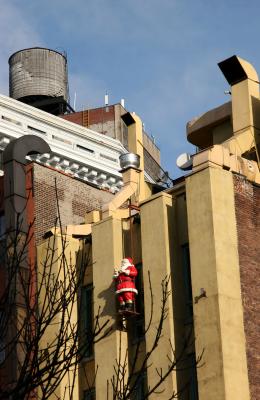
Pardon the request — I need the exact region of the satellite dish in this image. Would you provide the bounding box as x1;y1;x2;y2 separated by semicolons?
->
176;153;193;171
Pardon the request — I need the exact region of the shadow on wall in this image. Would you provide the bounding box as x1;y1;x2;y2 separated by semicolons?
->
97;280;117;319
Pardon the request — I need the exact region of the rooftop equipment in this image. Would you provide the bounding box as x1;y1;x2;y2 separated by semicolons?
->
176;153;193;170
9;47;74;115
119;153;140;170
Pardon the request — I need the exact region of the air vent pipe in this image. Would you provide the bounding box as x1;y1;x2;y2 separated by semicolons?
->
102;152;140;217
119;153;140;170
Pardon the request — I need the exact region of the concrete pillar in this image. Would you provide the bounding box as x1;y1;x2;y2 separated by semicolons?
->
140;192;177;398
92;216;128;399
37;234;80;400
186;167;250;400
231;79;259;134
123;112;152;202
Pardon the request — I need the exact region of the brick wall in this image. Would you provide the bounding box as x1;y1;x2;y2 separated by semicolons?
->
62;106;115;129
143;148;161;183
233;174;260;400
88;106;115;125
61;111;84;126
33;163;113;244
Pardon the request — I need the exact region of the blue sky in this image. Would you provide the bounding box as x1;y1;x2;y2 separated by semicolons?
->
1;0;260;177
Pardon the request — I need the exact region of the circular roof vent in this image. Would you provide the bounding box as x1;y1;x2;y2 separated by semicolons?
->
119;153;140;170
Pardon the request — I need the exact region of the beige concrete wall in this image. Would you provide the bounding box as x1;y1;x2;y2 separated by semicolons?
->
170;192;196;397
142;130;161;165
232;79;259;134
37;234;80;400
92;216;128;399
114;103;128;147
127;114;152;202
122;218;142;265
140;192;177;398
78;359;96;399
186;167;250;400
212;120;233;145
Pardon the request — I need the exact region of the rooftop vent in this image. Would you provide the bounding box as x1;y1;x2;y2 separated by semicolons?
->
119;153;140;171
218;55;259;86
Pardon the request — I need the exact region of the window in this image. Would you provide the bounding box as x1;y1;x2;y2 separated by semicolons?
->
83;388;95;400
181;246;199;399
2;115;21;126
100;153;117;163
132;263;145;342
0;214;5;240
187;353;199;400
76;144;94;154
134;263;144;314
0;340;4;364
81;285;93;358
52;135;72;145
0;311;5;364
182;244;193;322
131;371;147;400
0;215;6;265
27;125;46;135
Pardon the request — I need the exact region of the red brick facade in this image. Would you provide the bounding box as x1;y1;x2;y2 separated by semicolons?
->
233;174;260;400
32;163;113;244
62;106;115;129
0;162;113;244
61;111;84;126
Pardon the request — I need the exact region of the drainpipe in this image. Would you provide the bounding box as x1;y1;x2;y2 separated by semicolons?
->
3;135;51;233
102;153;140;218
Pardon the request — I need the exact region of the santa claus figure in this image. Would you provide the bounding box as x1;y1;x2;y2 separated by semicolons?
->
113;257;138;312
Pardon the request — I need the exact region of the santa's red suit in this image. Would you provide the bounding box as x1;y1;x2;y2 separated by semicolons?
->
113;258;138;310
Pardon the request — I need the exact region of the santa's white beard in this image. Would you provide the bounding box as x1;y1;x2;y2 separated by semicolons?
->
120;259;131;270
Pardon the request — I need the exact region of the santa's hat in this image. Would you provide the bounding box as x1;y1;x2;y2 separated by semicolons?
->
121;257;134;268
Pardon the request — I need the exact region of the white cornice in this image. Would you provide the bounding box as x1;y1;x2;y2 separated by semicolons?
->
0;94;126;153
0;94;126;191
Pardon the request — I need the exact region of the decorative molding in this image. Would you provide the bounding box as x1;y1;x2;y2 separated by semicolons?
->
0;95;125;191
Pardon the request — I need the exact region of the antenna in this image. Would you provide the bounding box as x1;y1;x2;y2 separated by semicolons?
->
73;92;77;110
176;153;193;171
105;92;109;106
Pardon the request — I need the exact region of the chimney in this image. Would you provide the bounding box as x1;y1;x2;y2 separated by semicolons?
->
102;152;140;218
218;55;259;134
218;55;260;164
